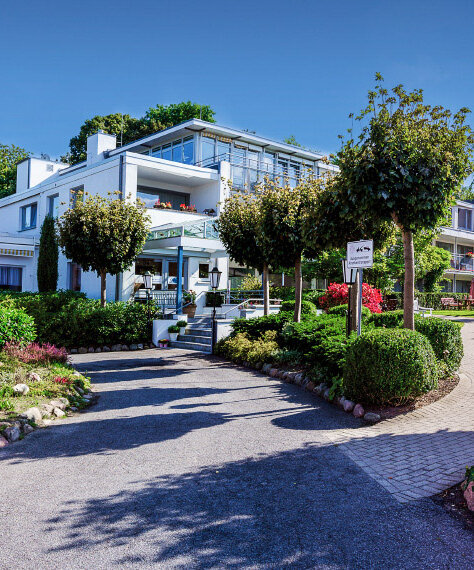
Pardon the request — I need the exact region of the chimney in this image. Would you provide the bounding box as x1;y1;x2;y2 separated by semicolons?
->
16;157;67;193
86;130;116;165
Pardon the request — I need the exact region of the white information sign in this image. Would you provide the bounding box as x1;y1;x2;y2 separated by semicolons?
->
347;239;374;269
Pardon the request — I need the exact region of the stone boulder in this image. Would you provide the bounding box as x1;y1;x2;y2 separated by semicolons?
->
343;400;355;413
463;481;474;512
22;424;35;434
78;347;87;354
95;347;102;353
21;407;42;424
0;435;9;447
40;404;54;417
13;384;29;396
4;425;20;443
353;404;365;418
364;412;381;424
27;372;41;382
102;346;111;352
53;408;66;418
50;398;68;411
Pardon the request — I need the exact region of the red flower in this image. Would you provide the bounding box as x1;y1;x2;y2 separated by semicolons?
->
318;282;382;313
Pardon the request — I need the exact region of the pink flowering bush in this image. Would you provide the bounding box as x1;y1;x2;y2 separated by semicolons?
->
3;342;69;364
52;376;72;385
319;282;382;313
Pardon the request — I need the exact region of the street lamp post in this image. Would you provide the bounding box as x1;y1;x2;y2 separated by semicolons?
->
143;271;153;342
209;265;222;353
342;259;358;337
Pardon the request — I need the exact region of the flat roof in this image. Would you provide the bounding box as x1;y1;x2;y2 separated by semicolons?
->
108;119;326;162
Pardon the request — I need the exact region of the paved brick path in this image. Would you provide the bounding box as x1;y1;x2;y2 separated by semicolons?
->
324;318;474;502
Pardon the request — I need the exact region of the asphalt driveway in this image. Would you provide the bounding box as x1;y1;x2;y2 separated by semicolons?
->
0;349;472;569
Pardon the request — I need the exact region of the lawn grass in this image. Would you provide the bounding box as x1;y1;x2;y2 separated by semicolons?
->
0;351;90;421
433;310;474;317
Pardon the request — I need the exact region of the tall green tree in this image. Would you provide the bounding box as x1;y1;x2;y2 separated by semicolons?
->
37;215;59;292
64;102;216;164
0;143;30;198
217;192;271;314
259;176;324;322
57;193;151;306
335;74;474;329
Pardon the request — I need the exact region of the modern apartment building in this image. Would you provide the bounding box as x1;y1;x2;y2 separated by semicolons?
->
0;119;336;310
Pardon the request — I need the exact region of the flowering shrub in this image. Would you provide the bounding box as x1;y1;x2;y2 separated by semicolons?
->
180;204;197;212
53;376;72;385
3;342;69;364
319;282;382;313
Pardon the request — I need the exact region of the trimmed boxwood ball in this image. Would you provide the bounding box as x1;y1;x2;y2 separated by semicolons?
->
343;328;438;405
414;317;463;373
280;300;318;316
0;306;36;347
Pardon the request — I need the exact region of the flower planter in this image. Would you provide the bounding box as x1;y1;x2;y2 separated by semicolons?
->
158;339;169;348
183;304;197;318
169;333;178;341
179;327;186;336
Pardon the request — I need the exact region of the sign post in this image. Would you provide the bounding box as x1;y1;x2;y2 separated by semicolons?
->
347;240;374;336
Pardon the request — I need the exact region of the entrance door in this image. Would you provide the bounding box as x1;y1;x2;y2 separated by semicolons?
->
165;258;188;290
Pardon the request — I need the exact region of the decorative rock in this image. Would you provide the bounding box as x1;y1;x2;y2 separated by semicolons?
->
294;373;304;385
254;362;262;370
277;370;286;379
78;347;87;354
336;396;346;407
22;424;34;434
76;386;84;395
269;368;279;377
364;412;381;423
50;399;67;411
353;404;365;418
73;371;81;377
13;383;29;396
463;481;474;512
137;343;144;350
122;345;129;351
262;363;272;374
4;426;20;443
102;346;111;352
70;406;78;412
130;344;138;351
27;372;41;382
40;404;54;417
88;347;95;353
95;347;102;353
0;435;9;447
53;407;66;418
306;381;315;392
315;383;327;396
21;407;42;424
323;388;331;401
343;400;355;413
58;397;69;407
70;348;78;354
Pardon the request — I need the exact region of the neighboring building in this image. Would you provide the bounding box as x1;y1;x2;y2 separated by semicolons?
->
0;119;336;310
436;200;474;293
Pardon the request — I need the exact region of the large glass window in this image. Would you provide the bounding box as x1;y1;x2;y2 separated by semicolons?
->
48;194;59;218
0;266;22;291
161;144;172;161
137;186;190;210
458;208;472;230
135;257;163;290
20;203;37;230
202;137;215;164
183;136;194;164
262;152;275;175
172;141;182;162
217;140;230;161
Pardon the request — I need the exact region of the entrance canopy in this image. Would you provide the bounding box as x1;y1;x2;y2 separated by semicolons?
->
145;218;227;256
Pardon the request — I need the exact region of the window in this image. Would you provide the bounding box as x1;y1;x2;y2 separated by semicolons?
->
182;136;194;164
172;140;182;162
135;257;163;290
199;263;209;279
48;194;59;218
161;144;172;161
137;186;190;210
70;185;84;207
0;266;22;292
149;136;195;165
201;137;215;163
458;208;472;230
20;203;37;230
68;262;81;292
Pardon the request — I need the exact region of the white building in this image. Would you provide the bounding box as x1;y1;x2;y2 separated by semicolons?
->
0;119;336;311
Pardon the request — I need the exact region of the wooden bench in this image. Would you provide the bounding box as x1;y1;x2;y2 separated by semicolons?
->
441;297;460;309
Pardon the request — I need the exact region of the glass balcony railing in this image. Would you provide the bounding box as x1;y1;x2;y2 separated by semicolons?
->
148;219;219;242
450;253;474;271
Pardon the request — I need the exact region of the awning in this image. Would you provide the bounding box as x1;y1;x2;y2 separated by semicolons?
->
0;247;34;257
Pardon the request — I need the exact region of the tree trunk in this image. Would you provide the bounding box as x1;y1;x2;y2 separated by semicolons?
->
263;263;270;316
100;270;107;308
294;255;302;323
349;276;359;333
402;228;415;330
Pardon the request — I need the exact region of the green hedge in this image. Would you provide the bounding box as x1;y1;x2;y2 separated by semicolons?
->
368;311;463;372
231;313;291;340
281;315;360;378
343;329;438;405
385;292;469;310
0;305;36;347
280;299;319;316
1;291;160;348
326;304;372;319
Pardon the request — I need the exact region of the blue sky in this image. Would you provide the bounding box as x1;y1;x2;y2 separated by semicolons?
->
1;0;473;159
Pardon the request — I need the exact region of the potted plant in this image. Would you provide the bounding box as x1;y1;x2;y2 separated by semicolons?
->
153;199;161;209
467;251;474;258
158;338;169;348
176;320;187;335
168;325;180;341
183;290;197;317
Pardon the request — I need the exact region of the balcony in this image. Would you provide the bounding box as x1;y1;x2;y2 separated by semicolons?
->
145;218;224;255
450;253;474;272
